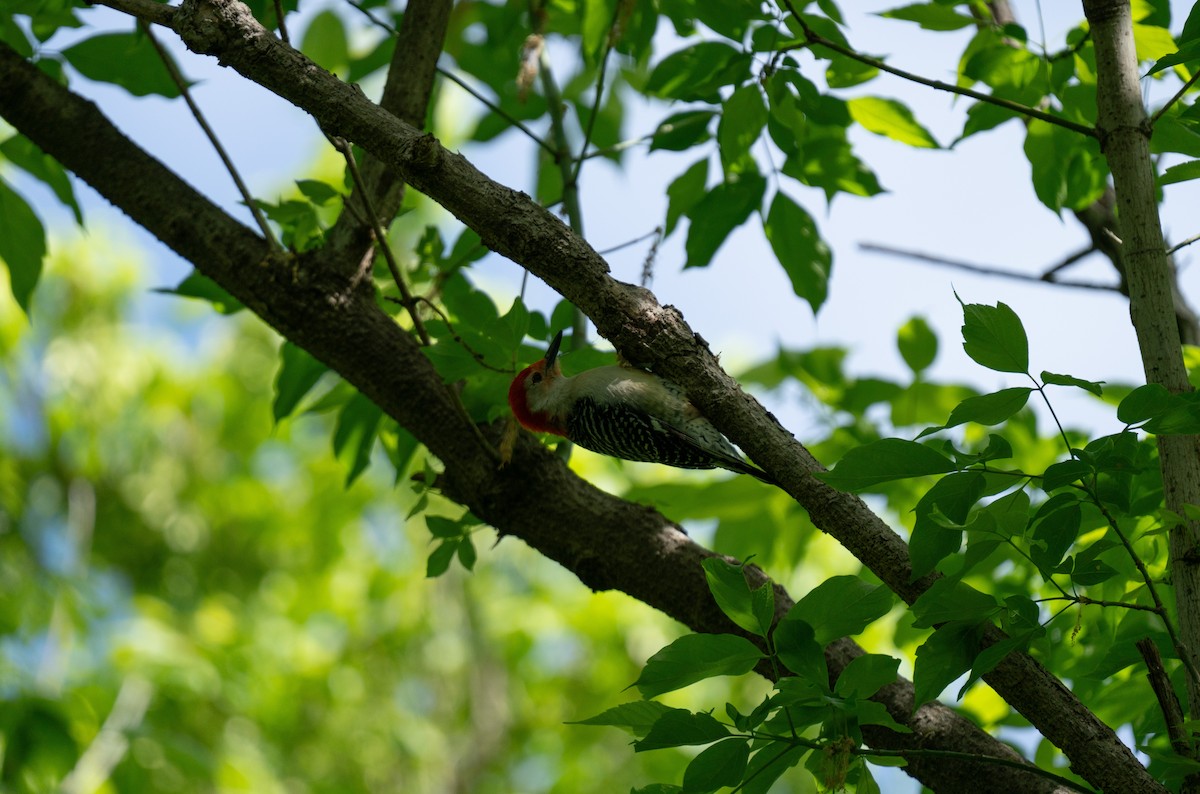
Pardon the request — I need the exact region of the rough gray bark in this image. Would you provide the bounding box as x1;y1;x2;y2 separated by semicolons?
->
0;0;1164;788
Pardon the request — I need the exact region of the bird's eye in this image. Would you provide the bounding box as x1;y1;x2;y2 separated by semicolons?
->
531;372;543;385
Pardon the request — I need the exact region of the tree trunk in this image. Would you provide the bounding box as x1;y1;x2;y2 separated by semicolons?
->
1083;0;1200;752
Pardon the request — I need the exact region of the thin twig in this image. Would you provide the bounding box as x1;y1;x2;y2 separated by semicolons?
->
571;5;620;185
1167;232;1200;258
1136;637;1195;758
778;1;1096;139
536;42;590;353
403;296;510;373
438;67;558;157
272;0;289;43
332;137;431;345
1036;595;1160;613
1149;68;1200;127
860;242;1122;291
140;22;282;252
1041;245;1095;278
597;228;664;256
89;0;176;26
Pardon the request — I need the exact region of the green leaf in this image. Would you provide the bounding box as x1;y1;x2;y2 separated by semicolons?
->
835;654;900;699
851;699;912;734
773;617;828;687
941;387;1032;429
702;558;772;638
62;32;183;97
682;738;750;793
913;622;979;705
909;471;985;578
569;701;676;737
1030;494;1082;573
1041;371;1103;396
295;178;342;205
880;3;975;30
1024;118;1107;212
1071;557;1119;586
739;744;806;794
1042;459;1090;491
646;42;751;101
693;0;760;40
1159;159;1200;187
426;516;463;539
1144;394;1200;434
1132;23;1178;64
273;342;328;422
1117;383;1172;425
786;576;893;645
0;178;46;314
1147;39;1200;76
332;391;383;486
457;534;477;570
634;634;764;698
634;709;730;751
911;579;999;629
155;271;245;314
718;84;768;172
958;632;1035;699
847;96;939;148
426;538;458;577
684;172;765;269
825;54;879;89
582;0;617;60
300;10;350;75
959;299;1029;373
0;135;82;225
763;192;832;314
650;111;716;152
817;438;956;492
666;158;708;236
898;316;937;373
782;128;885;200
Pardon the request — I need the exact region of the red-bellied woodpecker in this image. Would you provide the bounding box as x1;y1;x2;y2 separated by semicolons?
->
508;331;775;484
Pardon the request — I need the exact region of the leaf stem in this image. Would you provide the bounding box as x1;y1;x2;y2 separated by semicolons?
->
1092;496;1200;693
141;21;281;253
332;137;430;345
1149;68;1200;128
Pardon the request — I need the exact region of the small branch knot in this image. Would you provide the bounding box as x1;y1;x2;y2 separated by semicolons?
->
411;132;443;170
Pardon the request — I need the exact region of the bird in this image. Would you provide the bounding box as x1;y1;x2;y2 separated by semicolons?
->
508;330;775;484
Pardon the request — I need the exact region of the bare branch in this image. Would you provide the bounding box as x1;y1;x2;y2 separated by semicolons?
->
88;0;177;26
859;242;1122;292
141;21;280;251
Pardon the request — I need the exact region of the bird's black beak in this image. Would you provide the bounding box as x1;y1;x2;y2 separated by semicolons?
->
544;330;563;371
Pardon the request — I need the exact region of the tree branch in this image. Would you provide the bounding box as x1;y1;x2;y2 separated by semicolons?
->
1084;0;1200;732
860;242;1123;292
